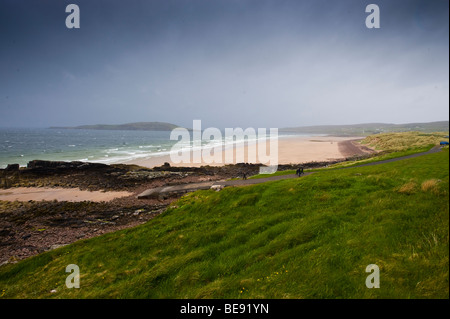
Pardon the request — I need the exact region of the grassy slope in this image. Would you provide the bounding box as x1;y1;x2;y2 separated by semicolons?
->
361;131;448;152
0;150;448;299
319;131;449;170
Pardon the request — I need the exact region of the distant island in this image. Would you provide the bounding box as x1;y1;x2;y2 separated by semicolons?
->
50;121;182;131
280;121;449;136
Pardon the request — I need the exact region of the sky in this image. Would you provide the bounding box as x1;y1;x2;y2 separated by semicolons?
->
0;0;448;129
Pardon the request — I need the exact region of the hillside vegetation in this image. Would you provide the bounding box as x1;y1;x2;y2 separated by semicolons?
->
319;131;449;170
0;148;448;299
361;131;449;152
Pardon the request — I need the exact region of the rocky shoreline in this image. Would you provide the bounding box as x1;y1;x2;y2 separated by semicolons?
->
0;158;358;265
1;159;349;191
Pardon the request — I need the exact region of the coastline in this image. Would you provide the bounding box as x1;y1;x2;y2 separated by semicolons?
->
0;135;373;264
0;136;372;203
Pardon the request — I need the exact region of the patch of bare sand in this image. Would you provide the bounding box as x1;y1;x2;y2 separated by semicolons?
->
0;187;133;202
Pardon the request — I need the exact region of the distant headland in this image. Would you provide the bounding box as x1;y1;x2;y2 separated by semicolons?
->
49;121;182;131
280;121;449;136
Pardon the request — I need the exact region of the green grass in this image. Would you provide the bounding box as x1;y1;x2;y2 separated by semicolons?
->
320;145;435;170
0;150;448;299
361;131;448;152
249;170;296;179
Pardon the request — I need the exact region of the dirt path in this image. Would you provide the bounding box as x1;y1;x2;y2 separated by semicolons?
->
137;172;313;199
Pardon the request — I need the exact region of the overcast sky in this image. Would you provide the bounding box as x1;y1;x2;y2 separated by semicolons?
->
0;0;448;129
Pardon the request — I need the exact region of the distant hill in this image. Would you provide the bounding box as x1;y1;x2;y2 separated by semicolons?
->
280;121;449;136
50;122;181;131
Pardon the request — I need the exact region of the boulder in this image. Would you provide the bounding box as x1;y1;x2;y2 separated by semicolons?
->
5;164;20;171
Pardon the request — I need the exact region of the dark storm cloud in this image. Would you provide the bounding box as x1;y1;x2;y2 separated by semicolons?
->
0;0;448;128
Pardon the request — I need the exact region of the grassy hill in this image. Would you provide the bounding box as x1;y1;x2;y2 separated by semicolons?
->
50;122;181;131
324;131;450;169
361;131;449;151
0;147;448;298
280;121;449;136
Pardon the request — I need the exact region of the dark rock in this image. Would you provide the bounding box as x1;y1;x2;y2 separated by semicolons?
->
27;160;109;171
0;229;11;237
5;164;20;171
27;160;67;169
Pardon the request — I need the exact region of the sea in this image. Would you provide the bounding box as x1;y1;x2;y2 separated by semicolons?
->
0;128;315;168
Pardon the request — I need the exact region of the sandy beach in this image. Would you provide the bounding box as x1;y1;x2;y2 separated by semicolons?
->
0;187;133;202
0;136;372;203
124;135;369;168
